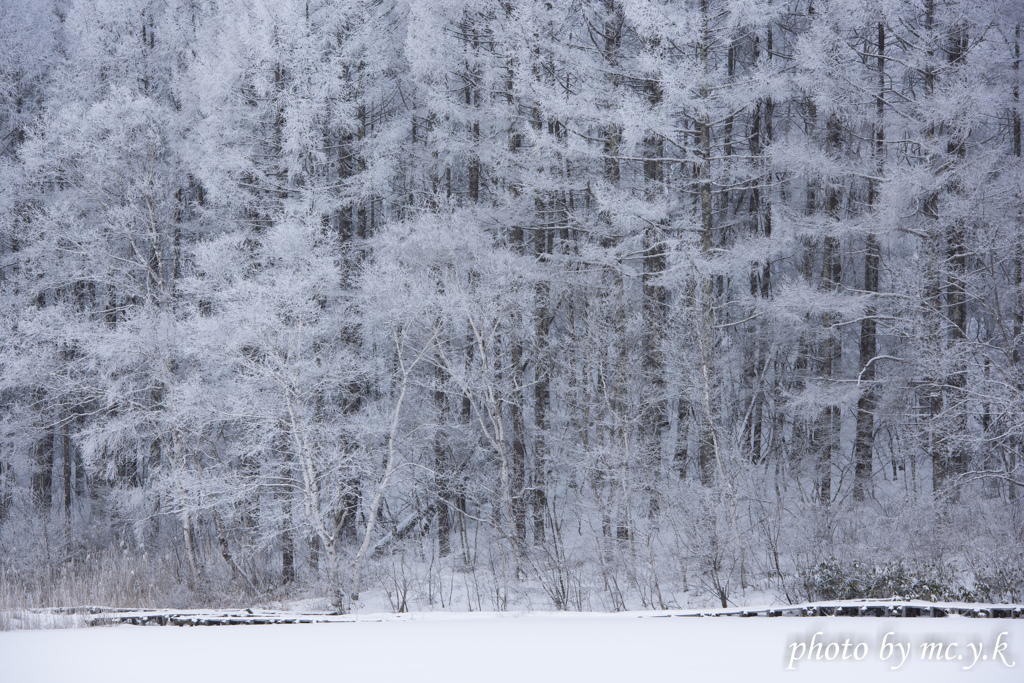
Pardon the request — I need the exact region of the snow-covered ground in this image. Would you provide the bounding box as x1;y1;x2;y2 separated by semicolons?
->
1;611;1022;682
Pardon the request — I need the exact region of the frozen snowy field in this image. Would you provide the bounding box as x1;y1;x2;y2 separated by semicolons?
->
1;612;1022;682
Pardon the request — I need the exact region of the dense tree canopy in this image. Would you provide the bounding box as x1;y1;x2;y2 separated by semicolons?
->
2;0;1023;611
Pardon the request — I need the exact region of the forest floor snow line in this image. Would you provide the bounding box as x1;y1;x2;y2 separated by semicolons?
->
28;598;1024;627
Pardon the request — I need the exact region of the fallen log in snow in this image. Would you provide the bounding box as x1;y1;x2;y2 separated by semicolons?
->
63;598;1024;627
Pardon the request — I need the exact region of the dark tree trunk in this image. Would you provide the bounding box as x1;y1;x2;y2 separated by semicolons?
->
697;0;716;488
282;526;295;584
818;115;843;505
434;365;452;558
934;25;970;499
33;413;54;511
1010;24;1021;503
510;337;528;548
642;65;667;511
63;416;73;549
532;218;552;544
854;23;885;501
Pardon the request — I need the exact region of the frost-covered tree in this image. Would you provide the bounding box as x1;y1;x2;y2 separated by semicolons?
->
2;0;1024;612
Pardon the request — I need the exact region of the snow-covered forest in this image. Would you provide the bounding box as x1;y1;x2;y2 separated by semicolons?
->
1;0;1023;613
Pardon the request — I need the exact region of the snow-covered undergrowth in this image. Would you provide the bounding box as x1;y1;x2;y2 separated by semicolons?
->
3;481;1022;628
0;609;82;631
0;550;253;631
